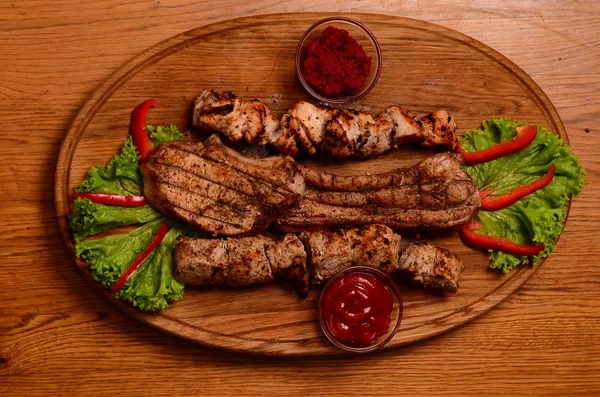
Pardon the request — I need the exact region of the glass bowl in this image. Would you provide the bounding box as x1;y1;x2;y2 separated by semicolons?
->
318;266;403;353
295;17;382;105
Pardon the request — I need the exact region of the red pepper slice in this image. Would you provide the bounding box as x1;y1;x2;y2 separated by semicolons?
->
460;221;545;256
130;99;157;163
111;222;169;295
458;125;537;165
73;192;147;207
480;165;556;211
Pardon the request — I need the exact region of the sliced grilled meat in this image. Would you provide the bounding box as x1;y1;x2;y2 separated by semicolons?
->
399;242;464;293
300;224;402;285
174;225;465;295
141;135;305;236
193;90;279;145
277;153;480;233
174;234;309;297
174;238;229;285
297;152;468;191
174;236;275;287
193;89;457;158
264;234;309;297
276;193;480;233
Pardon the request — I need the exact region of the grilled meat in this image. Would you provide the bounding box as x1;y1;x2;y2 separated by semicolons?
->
193;89;457;158
265;234;310;297
299;224;402;285
174;238;230;285
276;153;481;233
193;90;280;145
298;152;469;192
399;242;464;293
140;134;305;236
174;234;309;297
276;197;480;234
174;237;276;287
174;225;465;295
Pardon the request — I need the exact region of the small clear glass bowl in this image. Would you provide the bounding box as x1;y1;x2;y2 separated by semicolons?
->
318;266;403;353
295;17;382;105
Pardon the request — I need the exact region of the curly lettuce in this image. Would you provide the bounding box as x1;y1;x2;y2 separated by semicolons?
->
71;124;189;311
147;124;183;147
75;137;143;195
75;220;185;311
70;198;162;240
462;119;585;273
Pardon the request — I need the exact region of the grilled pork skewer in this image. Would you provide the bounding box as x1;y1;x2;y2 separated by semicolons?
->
175;234;311;297
174;224;464;297
193;89;457;159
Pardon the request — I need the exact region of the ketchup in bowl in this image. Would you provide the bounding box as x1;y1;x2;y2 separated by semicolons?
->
319;267;402;352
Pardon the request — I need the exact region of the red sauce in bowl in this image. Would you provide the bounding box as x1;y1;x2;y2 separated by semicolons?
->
301;26;372;96
321;271;393;346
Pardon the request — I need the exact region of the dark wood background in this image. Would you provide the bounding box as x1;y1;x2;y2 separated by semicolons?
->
1;1;599;395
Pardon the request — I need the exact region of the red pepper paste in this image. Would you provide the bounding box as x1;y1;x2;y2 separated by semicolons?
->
301;26;371;96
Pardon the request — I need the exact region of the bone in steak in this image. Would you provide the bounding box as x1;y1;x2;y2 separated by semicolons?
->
276;152;481;233
140;134;305;236
173;224;465;296
193;89;457;158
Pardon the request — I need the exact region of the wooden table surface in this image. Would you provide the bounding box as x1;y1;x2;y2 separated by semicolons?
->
1;1;599;395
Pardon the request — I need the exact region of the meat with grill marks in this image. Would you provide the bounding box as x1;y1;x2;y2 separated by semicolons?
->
140;134;305;236
193;89;457;159
299;224;402;285
174;234;310;298
399;243;464;293
174;224;465;296
276;152;481;234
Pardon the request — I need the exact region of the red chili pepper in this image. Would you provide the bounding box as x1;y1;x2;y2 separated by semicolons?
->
73;192;147;207
130;98;157;163
479;165;556;211
460;221;545;256
111;222;169;295
458;125;538;165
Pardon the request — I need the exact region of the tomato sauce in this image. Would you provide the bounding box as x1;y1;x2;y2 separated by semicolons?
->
321;271;393;346
301;26;371;96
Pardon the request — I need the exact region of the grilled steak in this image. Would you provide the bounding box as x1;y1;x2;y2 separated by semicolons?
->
174;234;309;297
140;134;305;236
174;225;464;295
193;89;457;159
276;153;481;233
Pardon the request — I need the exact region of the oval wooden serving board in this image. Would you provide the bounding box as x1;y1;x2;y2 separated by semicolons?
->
56;13;569;355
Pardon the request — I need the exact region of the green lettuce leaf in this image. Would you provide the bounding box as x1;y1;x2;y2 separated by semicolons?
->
147;124;183;147
70;198;162;240
462;119;585;273
115;227;185;311
75;220;185;311
75;137;142;195
75;220;163;289
71;124;190;312
73;125;182;196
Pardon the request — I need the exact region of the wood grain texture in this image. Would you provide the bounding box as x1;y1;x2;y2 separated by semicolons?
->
1;0;600;395
55;13;569;355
